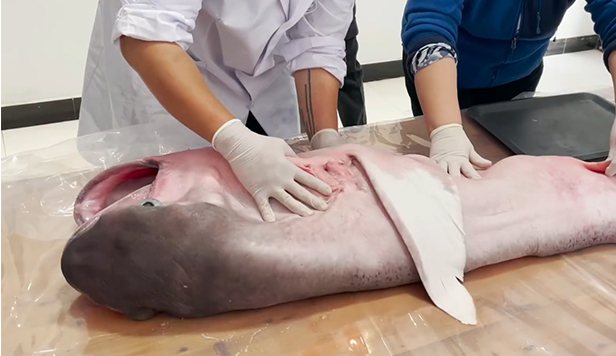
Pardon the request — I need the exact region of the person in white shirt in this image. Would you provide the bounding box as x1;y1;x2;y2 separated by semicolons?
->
78;0;356;223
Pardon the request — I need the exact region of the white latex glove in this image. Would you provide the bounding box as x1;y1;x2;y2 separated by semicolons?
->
607;116;616;177
429;123;493;179
310;128;347;150
212;119;332;222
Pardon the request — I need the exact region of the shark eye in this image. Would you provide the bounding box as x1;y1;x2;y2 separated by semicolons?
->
141;199;161;207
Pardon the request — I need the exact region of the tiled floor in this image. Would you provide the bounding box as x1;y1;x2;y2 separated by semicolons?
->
1;50;612;158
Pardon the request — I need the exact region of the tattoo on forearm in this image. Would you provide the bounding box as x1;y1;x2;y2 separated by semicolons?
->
299;69;317;139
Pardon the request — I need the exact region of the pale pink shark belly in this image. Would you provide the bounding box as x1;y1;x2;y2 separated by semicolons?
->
61;144;616;322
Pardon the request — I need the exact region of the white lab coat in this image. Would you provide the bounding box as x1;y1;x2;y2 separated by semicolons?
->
78;0;354;143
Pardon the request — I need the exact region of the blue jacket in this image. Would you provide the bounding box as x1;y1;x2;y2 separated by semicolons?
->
401;0;616;89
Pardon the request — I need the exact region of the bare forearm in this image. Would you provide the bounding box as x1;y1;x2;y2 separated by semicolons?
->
119;36;234;142
414;58;462;133
293;68;340;139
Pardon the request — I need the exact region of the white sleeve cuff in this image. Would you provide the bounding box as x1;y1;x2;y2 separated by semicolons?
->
285;37;347;88
111;5;197;51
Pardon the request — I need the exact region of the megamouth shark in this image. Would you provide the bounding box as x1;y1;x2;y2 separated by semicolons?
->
61;144;616;324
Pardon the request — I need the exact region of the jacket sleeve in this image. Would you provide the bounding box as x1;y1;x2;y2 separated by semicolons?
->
111;0;204;51
585;0;616;71
283;0;355;87
401;0;464;72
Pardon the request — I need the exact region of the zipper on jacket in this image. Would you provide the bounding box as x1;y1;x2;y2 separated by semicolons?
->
511;13;522;50
496;1;524;85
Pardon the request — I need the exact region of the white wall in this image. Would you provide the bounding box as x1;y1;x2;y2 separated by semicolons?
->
554;1;595;39
355;0;407;65
1;0;98;106
0;0;599;107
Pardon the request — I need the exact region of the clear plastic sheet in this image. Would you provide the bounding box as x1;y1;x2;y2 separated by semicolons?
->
2;89;616;356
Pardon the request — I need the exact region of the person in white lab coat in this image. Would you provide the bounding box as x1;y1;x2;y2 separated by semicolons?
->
78;0;356;222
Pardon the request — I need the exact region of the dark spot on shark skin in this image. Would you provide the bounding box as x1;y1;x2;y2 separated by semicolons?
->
178;347;189;353
214;341;230;356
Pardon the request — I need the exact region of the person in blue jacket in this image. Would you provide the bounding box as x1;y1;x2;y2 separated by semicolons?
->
401;0;616;179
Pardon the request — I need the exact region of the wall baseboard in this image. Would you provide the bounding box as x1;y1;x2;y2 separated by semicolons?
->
1;98;81;130
362;60;404;82
1;35;601;131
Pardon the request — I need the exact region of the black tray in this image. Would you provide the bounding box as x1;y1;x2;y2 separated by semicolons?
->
467;92;615;162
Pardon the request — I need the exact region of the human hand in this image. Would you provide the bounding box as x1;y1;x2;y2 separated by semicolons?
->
310;128;348;150
212;119;333;222
607;116;616;177
429;123;493;179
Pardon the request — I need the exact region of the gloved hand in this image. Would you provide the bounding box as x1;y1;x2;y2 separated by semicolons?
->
607;116;616;177
429;123;493;179
212;119;332;222
310;128;347;150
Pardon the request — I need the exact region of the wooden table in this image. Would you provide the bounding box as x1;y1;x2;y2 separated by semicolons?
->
3;92;616;356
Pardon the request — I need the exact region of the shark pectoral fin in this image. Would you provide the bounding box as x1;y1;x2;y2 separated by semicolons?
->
359;157;477;325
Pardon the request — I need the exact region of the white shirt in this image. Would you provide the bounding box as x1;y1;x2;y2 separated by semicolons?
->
78;0;354;141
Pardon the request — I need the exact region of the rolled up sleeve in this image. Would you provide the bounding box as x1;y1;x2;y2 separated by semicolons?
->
111;0;203;51
401;0;464;75
283;0;355;87
585;0;616;71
